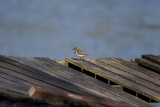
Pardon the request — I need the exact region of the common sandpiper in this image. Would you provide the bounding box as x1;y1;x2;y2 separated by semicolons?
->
72;47;88;61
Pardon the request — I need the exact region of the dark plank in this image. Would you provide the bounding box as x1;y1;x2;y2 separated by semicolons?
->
67;58;160;102
8;57;154;107
8;57;68;83
142;54;160;65
135;58;160;74
112;58;160;80
0;78;29;95
0;88;29;101
0;68;34;87
0;77;29;91
98;58;160;88
0;67;64;91
0;55;105;99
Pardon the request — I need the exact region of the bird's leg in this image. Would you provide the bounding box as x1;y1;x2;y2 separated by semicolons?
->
80;57;84;61
81;57;84;61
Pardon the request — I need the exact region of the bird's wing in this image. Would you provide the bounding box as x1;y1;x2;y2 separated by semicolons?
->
79;50;88;55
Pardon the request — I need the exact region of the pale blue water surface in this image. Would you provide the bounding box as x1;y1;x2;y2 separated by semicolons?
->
0;0;160;61
0;0;160;106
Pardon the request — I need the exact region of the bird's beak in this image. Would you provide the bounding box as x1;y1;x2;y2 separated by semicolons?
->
72;48;74;50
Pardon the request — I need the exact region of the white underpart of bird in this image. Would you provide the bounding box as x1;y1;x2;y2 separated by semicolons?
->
75;51;86;57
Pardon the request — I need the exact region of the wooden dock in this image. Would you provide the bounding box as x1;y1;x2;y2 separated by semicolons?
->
135;55;160;74
0;54;158;107
65;55;160;105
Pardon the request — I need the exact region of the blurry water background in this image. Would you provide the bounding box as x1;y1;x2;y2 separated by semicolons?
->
0;0;160;62
0;0;160;106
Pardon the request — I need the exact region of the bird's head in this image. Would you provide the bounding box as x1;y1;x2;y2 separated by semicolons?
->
72;47;79;51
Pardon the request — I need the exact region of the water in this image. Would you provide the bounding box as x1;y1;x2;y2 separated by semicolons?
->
153;103;160;107
0;0;160;106
0;0;160;62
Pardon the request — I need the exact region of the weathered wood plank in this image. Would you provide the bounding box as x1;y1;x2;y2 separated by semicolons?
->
0;72;31;87
66;58;160;102
0;55;156;106
0;79;29;95
135;58;160;74
86;58;160;94
0;68;34;87
29;86;103;107
8;57;145;106
0;88;29;101
8;57;69;83
0;66;64;91
42;58;147;102
11;57;154;107
36;58;156;107
98;58;160;88
142;54;160;65
10;56;124;102
0;77;29;91
35;57;99;81
12;58;119;101
112;58;160;80
0;55;105;99
29;86;138;107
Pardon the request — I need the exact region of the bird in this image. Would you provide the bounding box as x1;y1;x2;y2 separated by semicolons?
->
130;59;134;63
72;47;88;61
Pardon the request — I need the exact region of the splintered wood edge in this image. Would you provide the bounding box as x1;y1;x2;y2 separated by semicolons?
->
28;86;36;97
56;61;67;66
